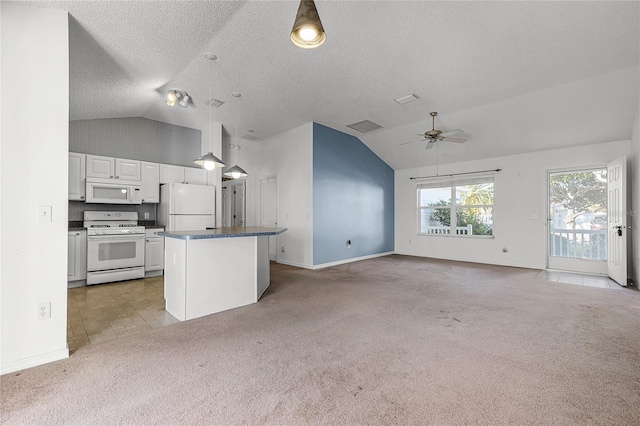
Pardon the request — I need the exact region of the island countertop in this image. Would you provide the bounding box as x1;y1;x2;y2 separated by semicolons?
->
159;226;287;240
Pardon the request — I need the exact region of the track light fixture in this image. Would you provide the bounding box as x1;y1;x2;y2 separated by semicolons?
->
290;0;326;49
166;90;189;108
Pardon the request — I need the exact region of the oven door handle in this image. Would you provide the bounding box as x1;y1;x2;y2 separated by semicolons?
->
87;234;145;242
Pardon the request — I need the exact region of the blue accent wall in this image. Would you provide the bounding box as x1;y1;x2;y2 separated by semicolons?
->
313;123;394;265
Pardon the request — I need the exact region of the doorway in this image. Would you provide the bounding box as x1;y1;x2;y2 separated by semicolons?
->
548;167;608;275
547;157;628;286
222;180;246;227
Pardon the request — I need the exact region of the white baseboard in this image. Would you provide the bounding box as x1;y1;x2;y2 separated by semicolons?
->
1;346;69;376
276;259;313;269
311;251;395;270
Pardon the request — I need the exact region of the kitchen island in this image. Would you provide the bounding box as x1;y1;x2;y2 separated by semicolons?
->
159;226;287;321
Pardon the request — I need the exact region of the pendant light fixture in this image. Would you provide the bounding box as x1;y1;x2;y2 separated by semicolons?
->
290;0;326;49
194;54;225;171
223;121;248;179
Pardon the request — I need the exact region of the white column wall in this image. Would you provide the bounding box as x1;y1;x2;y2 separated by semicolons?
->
202;121;223;226
1;3;70;374
249;123;314;268
395;140;632;270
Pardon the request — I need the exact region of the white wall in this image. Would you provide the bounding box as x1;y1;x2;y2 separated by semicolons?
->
1;3;70;374
395;140;632;270
631;106;640;283
245;123;314;268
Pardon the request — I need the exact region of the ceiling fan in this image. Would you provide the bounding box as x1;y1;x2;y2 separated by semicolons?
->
401;111;467;150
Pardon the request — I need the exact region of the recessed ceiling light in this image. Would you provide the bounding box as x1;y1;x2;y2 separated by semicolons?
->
231;92;241;98
395;94;419;104
205;53;217;61
347;120;383;133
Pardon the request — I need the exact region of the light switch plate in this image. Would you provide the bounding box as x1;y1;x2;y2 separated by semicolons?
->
38;205;52;222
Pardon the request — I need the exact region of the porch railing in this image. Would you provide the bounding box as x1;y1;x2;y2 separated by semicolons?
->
422;225;473;235
550;228;607;260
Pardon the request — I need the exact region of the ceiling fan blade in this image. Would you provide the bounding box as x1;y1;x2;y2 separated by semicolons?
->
425;140;436;150
441;136;467;143
441;128;463;137
399;139;426;145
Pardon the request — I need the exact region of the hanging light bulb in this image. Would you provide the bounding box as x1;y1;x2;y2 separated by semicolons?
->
290;0;326;49
223;165;248;179
194;54;225;170
195;152;225;171
223;122;249;179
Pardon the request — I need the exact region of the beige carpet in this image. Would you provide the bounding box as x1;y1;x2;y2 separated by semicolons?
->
2;255;639;425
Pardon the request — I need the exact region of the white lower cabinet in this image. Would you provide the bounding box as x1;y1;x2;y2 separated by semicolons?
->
145;228;164;277
68;230;87;286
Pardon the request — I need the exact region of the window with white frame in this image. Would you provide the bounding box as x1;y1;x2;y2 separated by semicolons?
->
417;175;494;237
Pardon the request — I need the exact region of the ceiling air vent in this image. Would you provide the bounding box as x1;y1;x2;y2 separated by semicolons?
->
346;120;383;134
241;134;259;141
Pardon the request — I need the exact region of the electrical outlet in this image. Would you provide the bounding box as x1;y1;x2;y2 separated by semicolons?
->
281;245;285;253
347;240;351;248
37;302;51;320
144;212;150;219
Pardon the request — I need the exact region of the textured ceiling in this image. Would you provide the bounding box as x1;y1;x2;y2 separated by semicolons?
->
17;0;640;169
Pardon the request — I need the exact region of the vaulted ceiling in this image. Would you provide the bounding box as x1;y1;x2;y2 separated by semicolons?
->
18;0;640;169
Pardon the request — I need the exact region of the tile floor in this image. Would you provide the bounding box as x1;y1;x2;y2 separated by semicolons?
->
535;269;630;289
67;276;179;354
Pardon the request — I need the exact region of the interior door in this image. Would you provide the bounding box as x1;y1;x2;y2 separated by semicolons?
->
261;177;278;261
232;181;246;226
607;156;627;286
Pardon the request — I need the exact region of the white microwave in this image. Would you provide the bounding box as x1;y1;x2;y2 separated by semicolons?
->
86;181;142;204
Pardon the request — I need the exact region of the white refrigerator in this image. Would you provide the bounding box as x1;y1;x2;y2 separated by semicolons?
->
158;183;216;231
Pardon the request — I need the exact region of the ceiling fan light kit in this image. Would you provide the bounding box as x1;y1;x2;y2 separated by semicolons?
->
290;0;326;49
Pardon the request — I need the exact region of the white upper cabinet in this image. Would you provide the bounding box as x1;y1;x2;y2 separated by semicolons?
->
86;154;114;179
115;158;141;181
159;164;185;184
68;152;86;201
184;167;207;185
86;154;141;181
141;162;160;203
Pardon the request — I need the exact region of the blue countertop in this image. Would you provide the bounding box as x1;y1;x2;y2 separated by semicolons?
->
159;226;287;240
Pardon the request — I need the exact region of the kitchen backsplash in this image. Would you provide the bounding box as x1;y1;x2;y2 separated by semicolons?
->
69;201;156;222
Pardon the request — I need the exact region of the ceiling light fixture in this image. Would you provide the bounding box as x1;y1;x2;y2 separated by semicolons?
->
290;0;326;49
194;54;225;171
223;122;248;179
166;89;189;108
